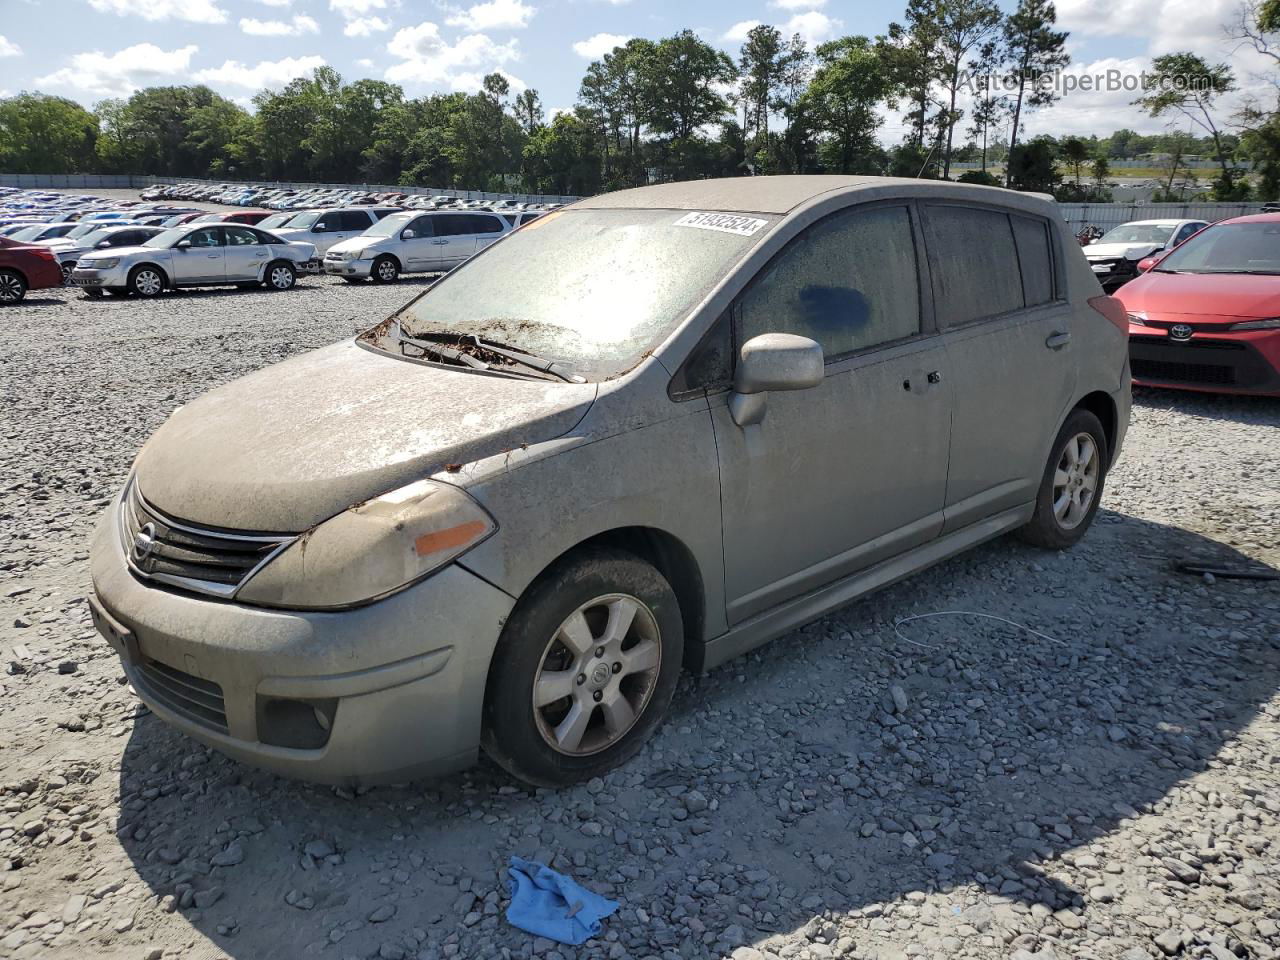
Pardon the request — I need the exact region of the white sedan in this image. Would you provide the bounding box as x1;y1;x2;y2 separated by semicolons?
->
70;223;319;298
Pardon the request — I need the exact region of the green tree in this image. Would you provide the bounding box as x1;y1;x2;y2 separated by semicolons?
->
513;89;544;135
644;31;736;180
1002;0;1068;186
886;0;945;150
1061;135;1088;184
738;24;785;158
1136;53;1236;187
1006;135;1060;191
579;38;659;186
799;37;895;174
933;0;1003;178
0;93;98;173
522;110;602;195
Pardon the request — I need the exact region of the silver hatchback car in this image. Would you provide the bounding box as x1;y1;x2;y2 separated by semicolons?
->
89;177;1130;786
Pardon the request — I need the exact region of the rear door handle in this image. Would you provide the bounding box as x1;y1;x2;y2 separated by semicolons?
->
1046;331;1071;349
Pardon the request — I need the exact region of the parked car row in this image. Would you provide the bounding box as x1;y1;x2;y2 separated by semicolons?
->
141;181;563;216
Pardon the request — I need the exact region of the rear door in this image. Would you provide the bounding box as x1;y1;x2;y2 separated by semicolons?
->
921;204;1077;531
431;214;480;269
170;226;225;283
222;225;270;280
471;213;507;258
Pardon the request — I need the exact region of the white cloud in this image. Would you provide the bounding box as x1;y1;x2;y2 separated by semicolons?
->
0;35;21;58
253;0;292;6
1056;0;1234;55
572;32;631;59
384;22;519;87
445;0;535;30
783;11;840;45
34;43;198;96
329;0;391;16
87;0;228;24
240;14;320;36
344;16;391;36
194;55;327;90
771;0;826;8
722;20;761;44
356;57;376;69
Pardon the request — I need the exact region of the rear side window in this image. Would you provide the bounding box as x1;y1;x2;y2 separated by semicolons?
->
502;213;518;226
434;216;471;237
737;204;921;361
470;214;504;234
1010;215;1054;306
224;226;261;245
339;211;373;231
923;206;1024;327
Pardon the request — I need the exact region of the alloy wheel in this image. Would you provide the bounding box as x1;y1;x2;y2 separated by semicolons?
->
0;274;23;303
269;265;294;289
375;259;397;281
133;269;162;296
61;263;74;283
1052;432;1099;530
532;594;662;757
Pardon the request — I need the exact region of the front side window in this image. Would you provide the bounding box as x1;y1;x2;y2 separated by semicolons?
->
737;204;921;360
184;227;223;248
405;215;435;238
923;205;1024;327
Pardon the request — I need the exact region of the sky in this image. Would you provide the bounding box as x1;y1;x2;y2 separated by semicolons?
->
0;0;1275;146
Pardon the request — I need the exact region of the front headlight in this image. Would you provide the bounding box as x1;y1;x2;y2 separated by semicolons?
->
1127;311;1149;326
236;478;496;609
88;258;120;269
1227;317;1280;331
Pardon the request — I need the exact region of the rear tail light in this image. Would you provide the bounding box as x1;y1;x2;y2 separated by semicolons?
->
31;247;56;262
1088;294;1129;334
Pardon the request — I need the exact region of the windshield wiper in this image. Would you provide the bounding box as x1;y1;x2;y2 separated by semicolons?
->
400;328;584;383
457;334;586;383
395;330;492;371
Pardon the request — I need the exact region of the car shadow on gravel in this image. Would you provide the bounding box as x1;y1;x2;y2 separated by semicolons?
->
112;509;1280;959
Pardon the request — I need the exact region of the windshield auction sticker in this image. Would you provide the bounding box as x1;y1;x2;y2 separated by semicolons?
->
674;212;769;237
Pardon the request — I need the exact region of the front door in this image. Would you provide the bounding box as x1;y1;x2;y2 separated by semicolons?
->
712;203;952;624
918;204;1078;531
398;215;436;272
222;225;269;280
170;226;225;283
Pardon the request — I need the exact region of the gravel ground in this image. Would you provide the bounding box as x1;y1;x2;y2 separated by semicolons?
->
1;271;1278;960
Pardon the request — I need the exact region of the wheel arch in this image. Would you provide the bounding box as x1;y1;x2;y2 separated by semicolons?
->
130;261;170;288
1073;390;1117;466
373;252;403;272
0;265;28;285
494;525;708;674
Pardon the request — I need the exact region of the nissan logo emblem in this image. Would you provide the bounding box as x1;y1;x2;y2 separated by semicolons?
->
133;522;157;564
1169;324;1193;341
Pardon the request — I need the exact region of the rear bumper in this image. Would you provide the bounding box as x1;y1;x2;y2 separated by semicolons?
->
1128;328;1280;396
89;495;515;785
22;259;64;290
296;258;321;275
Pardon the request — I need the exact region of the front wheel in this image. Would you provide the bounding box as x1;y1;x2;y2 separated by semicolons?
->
265;261;296;291
60;262;74;284
1017;408;1108;549
482;548;684;786
129;266;165;297
371;256;399;283
0;270;26;304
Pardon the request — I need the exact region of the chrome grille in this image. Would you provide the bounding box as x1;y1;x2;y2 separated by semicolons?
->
134;658;228;733
122;481;294;599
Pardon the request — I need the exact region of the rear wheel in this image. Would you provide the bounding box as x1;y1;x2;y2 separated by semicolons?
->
482;548;684;786
1018;408;1108;549
371;256;399;283
60;262;74;284
0;270;26;304
129;265;165;298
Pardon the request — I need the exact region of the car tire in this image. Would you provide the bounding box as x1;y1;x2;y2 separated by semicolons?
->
1017;408;1108;550
104;287;129;298
371;256;399;283
482;547;684;787
60;262;74;284
265;261;296;291
128;265;165;298
0;270;27;305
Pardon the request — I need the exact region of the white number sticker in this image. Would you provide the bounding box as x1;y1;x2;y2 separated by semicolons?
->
674;212;769;237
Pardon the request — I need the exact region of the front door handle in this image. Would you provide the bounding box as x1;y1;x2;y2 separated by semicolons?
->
432;239;449;245
207;254;219;259
1046;331;1072;349
927;371;942;384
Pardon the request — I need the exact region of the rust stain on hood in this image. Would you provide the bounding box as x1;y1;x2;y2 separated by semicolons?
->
134;340;597;531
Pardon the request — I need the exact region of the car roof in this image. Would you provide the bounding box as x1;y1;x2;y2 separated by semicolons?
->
1118;219;1188;227
1217;212;1280;225
574;174;1061;217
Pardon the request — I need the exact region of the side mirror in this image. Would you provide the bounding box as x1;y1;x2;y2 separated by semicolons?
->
175;239;191;250
1136;256;1158;273
96;240;110;248
729;333;824;427
313;223;326;232
401;229;416;240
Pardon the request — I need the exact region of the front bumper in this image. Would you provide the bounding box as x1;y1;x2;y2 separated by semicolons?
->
1128;324;1280;396
323;256;373;278
89;496;515;785
71;264;128;288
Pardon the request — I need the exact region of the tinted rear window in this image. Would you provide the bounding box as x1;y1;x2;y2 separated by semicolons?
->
922;206;1024;327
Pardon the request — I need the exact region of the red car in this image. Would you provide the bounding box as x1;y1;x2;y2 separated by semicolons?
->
0;235;64;304
191;210;273;225
1117;213;1280;396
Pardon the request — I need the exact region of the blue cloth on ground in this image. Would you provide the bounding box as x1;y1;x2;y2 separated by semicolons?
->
506;855;619;945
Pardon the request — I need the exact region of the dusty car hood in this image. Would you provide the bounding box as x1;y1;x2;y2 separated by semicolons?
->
1084;242;1161;261
1118;272;1280;319
134;340;597;531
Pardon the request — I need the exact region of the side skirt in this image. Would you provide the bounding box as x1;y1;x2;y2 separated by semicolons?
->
700;503;1034;672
